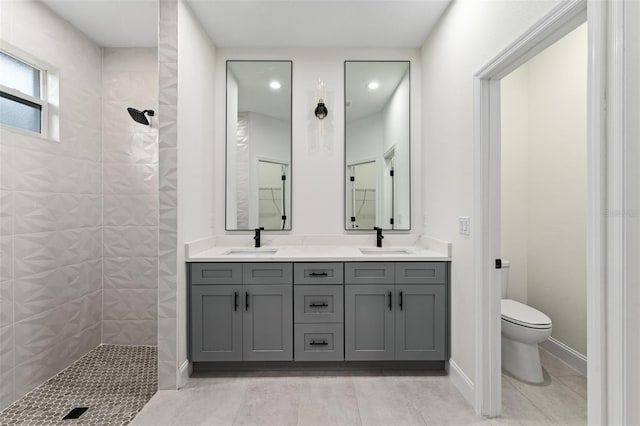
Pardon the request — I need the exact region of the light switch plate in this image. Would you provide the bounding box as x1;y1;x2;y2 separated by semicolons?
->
458;216;470;236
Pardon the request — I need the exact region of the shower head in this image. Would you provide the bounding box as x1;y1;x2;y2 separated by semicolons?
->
127;107;155;126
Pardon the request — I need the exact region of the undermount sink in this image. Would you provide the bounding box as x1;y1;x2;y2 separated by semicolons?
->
359;248;412;255
224;248;279;256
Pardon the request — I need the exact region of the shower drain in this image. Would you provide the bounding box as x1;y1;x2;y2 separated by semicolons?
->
62;407;89;420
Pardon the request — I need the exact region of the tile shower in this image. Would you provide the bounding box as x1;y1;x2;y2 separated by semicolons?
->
0;0;159;413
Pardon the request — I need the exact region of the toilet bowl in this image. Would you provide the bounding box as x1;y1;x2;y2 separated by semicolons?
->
500;261;552;383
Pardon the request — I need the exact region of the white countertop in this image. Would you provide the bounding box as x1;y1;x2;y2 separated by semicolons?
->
186;234;451;262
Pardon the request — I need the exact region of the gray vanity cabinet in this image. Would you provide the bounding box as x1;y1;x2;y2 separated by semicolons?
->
191;285;242;362
345;262;448;361
189;263;293;362
394;284;446;360
243;284;293;361
344;284;395;360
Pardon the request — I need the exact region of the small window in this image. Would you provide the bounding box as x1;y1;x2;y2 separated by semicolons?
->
0;50;46;135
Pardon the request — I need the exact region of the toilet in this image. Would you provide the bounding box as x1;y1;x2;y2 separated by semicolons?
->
501;260;552;383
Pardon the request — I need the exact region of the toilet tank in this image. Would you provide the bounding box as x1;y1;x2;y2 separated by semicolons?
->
501;259;510;299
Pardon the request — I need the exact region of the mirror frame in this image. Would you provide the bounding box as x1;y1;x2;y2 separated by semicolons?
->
343;60;411;231
225;59;293;231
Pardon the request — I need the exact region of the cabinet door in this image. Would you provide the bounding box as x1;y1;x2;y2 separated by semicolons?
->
395;284;446;360
191;285;242;361
345;284;395;360
243;284;293;361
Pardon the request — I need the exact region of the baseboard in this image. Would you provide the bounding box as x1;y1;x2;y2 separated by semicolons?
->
178;360;191;389
540;337;587;376
448;358;474;408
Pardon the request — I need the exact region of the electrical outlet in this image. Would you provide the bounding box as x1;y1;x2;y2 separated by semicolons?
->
458;216;470;236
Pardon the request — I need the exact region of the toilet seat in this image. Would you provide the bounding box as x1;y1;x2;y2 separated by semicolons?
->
501;299;551;329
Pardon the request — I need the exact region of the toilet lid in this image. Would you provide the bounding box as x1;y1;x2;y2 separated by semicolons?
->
501;299;552;329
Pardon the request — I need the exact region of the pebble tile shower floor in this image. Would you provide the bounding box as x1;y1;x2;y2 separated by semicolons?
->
0;345;157;426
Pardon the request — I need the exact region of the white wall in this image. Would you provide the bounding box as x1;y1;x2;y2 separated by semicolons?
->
176;0;216;380
501;24;588;356
101;48;158;346
420;0;562;381
625;1;640;423
215;48;422;235
500;65;529;303
0;0;103;409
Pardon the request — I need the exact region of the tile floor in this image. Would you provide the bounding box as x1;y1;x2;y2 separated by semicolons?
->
0;345;157;426
131;348;586;426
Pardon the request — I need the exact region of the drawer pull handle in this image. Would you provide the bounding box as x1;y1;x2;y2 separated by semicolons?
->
309;303;329;308
309;272;329;277
309;340;328;346
245;292;249;311
234;292;239;311
388;291;392;311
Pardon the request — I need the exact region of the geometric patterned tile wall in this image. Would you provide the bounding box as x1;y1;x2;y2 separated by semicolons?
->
0;0;104;410
158;0;179;390
101;47;159;346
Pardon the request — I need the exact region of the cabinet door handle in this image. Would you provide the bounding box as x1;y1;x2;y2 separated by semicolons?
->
309;272;328;277
309;340;328;346
234;292;239;311
399;291;403;311
245;292;249;311
388;291;392;311
309;302;329;308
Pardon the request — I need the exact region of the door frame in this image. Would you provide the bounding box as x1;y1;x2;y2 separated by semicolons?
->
473;0;626;422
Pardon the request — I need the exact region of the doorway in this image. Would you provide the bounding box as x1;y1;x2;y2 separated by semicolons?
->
471;0;614;420
500;22;587;419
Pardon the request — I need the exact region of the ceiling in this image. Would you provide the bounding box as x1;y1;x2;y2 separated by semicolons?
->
39;0;452;49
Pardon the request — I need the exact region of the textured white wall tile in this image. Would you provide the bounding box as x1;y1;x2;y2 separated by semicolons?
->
13;260;101;322
0;323;14;410
2;0;104;408
0;237;12;282
103;257;157;290
103;132;159;165
103;164;158;195
13;228;101;278
103;226;158;258
102;319;157;346
13;193;101;234
103;194;158;226
0;281;12;328
103;289;157;321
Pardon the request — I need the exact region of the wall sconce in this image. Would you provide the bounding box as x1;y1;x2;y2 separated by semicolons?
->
315;79;328;120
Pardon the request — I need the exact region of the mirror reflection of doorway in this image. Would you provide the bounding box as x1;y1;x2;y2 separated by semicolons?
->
348;161;376;229
257;159;288;230
383;148;396;230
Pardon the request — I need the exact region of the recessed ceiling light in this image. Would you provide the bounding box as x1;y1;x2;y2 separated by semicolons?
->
367;81;380;90
270;81;281;90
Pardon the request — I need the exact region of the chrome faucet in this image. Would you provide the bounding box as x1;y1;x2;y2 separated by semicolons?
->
374;227;384;247
254;227;265;248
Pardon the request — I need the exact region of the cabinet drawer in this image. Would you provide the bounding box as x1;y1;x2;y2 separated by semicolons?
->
190;263;242;285
243;263;292;284
395;262;446;284
294;285;343;323
294;323;344;361
345;262;394;284
294;263;343;285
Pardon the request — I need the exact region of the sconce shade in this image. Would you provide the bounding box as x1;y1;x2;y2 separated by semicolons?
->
315;99;328;120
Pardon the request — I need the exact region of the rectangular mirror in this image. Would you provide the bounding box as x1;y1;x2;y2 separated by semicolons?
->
345;61;410;230
226;60;292;230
